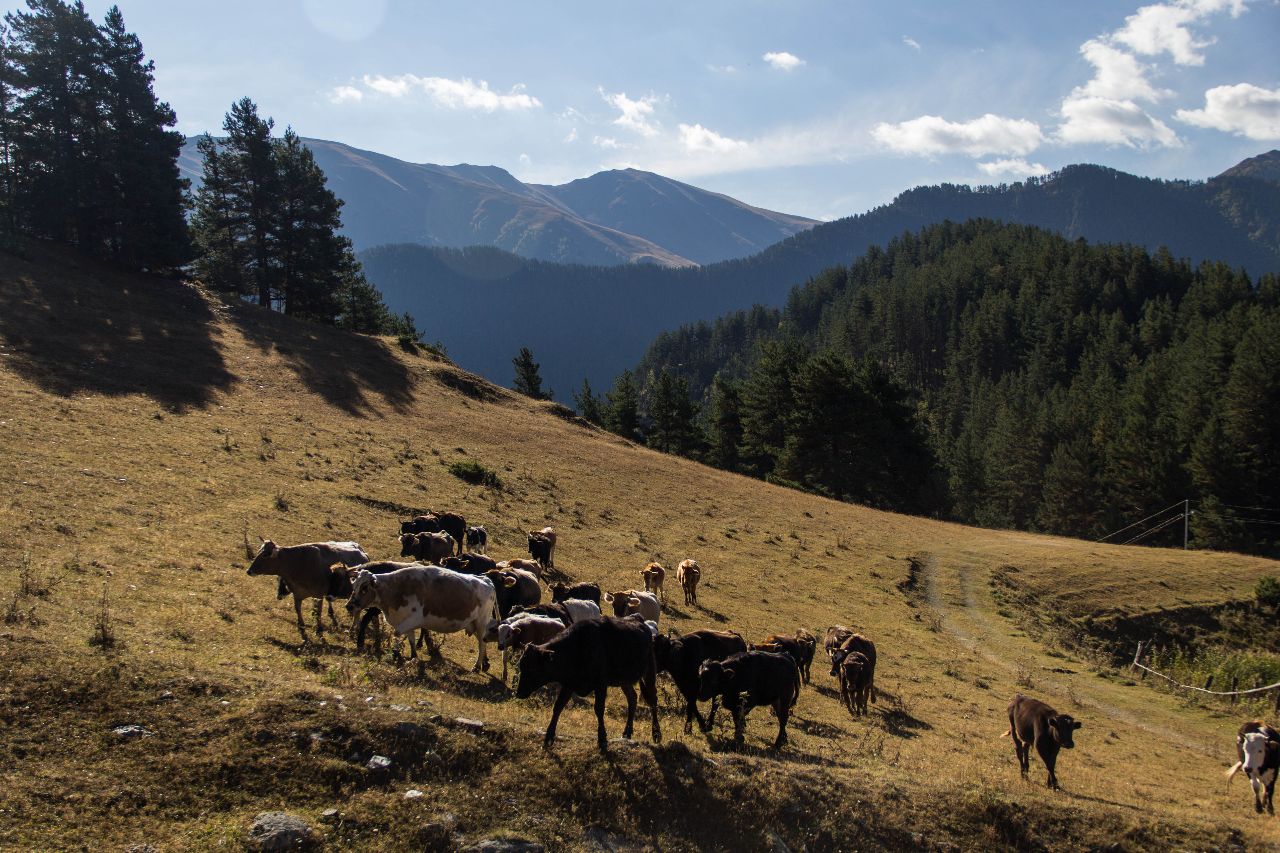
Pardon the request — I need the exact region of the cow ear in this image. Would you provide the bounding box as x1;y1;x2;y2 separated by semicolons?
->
721;667;735;680
503;575;517;588
1073;721;1082;730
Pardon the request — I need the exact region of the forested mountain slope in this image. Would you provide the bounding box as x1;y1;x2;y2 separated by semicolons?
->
635;220;1280;555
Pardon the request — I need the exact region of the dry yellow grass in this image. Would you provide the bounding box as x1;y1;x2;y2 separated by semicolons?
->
2;242;1279;851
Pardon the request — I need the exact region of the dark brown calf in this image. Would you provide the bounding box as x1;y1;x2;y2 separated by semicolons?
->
1006;693;1081;790
698;650;800;750
829;633;877;703
838;651;872;716
654;629;747;733
550;581;602;606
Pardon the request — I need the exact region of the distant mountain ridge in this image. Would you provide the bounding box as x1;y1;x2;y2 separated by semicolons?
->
358;153;1280;399
177;137;818;266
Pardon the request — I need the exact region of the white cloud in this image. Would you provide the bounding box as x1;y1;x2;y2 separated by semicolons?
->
678;123;748;154
1176;83;1280;139
872;113;1044;157
977;158;1049;180
592;135;625;150
359;74;541;111
1111;0;1246;66
902;36;921;51
1058;95;1180;147
518;153;531;166
708;63;738;74
564;127;579;143
600;89;661;137
328;85;363;104
763;51;805;71
1073;39;1166;102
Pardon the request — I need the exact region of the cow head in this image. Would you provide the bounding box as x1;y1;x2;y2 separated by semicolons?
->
841;651;867;679
398;533;417;557
605;592;631;617
326;563;354;599
515;645;555;698
1050;714;1082;749
698;660;734;701
652;633;680;673
246;540;277;575
829;646;851;677
549;582;568;602
1242;732;1273;773
483;570;518;589
345;570;378;615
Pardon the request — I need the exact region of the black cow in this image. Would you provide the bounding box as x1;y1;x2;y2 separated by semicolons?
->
654;629;747;733
528;531;555;570
466;525;488;552
750;634;809;684
516;616;662;752
697;650;800;750
1006;693;1082;790
550;581;602;606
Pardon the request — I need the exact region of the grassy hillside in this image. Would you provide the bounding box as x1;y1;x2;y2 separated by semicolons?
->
2;243;1279;851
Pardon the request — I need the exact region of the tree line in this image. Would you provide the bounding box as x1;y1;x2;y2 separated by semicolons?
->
0;0;413;338
618;219;1280;555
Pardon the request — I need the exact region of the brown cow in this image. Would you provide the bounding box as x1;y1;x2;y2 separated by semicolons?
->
1005;693;1082;790
401;512;467;555
550;581;602;606
829;633;877;703
440;553;499;574
527;527;557;571
246;540;370;643
838;651;872;716
641;562;666;602
749;634;809;685
399;531;454;563
498;558;544;580
824;625;854;661
676;559;701;606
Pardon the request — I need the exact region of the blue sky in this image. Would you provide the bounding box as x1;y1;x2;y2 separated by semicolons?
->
73;0;1280;220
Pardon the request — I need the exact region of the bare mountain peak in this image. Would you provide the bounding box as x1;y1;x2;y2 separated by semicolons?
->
1217;150;1280;186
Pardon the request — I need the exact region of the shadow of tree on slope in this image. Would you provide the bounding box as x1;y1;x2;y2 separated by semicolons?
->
231;299;415;416
0;246;235;411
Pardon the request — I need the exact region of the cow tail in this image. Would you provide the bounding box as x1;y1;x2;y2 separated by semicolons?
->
1225;761;1243;785
789;667;801;710
1000;730;1011;739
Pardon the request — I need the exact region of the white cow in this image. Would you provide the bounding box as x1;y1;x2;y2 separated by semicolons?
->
1227;723;1280;814
346;565;502;672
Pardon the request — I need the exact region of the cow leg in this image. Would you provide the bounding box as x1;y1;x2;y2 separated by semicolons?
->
703;696;719;733
1265;774;1275;815
1012;735;1028;778
502;648;509;684
292;594;309;644
641;666;661;743
731;695;746;743
544;684;573;748
472;625;489;673
595;686;611;752
1037;739;1059;790
620;683;638;741
313;598;325;640
1253;776;1265;813
772;699;789;749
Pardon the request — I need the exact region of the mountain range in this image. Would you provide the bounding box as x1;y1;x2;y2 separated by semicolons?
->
177;137;817;266
359;151;1280;399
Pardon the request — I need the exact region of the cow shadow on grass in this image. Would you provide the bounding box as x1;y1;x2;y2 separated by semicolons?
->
875;705;932;739
0;249;236;412
230;299;416;417
692;604;729;622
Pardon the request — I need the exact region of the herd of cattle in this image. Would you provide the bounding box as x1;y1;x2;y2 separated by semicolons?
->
243;511;1279;813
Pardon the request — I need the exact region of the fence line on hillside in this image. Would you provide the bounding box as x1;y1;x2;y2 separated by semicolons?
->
1130;641;1280;711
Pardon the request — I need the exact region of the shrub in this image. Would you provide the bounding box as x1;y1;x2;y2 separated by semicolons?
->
448;460;501;488
1256;576;1280;609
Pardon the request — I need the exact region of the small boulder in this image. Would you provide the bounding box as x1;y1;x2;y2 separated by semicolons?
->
404;789;424;799
112;725;153;740
366;754;393;772
461;840;544;853
454;717;486;734
248;812;318;851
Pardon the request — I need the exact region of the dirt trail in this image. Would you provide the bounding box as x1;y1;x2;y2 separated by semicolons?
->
919;553;1218;756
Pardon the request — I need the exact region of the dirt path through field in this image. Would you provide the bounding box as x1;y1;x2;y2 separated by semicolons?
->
920;553;1220;756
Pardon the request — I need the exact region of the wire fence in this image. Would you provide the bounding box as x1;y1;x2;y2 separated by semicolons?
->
1130;641;1280;711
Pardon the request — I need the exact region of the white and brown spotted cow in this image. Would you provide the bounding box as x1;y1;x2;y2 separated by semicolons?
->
346;564;502;672
1227;721;1280;814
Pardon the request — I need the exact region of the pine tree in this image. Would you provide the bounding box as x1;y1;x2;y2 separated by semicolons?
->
706;374;743;472
606;369;642;442
189;133;248;295
5;0;109;246
0;22;16;234
775;351;864;499
97;5;186;268
214;97;277;306
512;347;549;400
741;337;805;476
646;369;699;456
573;378;604;425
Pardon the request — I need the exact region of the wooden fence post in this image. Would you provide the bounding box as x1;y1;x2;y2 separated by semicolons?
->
1231;677;1239;704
